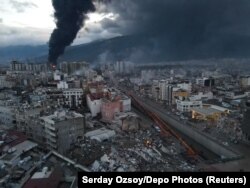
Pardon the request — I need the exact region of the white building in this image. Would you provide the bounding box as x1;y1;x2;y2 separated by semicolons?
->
177;82;192;93
225;91;246;100
87;94;102;117
63;89;83;107
57;81;69;89
245;91;250;98
189;92;213;101
114;61;134;74
141;70;154;84
240;76;250;87
176;99;202;112
196;78;206;86
85;69;98;80
196;77;214;87
53;71;61;81
120;96;131;112
130;78;142;85
159;80;168;101
93;75;103;82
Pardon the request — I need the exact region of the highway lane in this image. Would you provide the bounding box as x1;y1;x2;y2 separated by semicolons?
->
130;93;240;162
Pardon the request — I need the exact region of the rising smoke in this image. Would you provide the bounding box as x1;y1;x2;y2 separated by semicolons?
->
100;0;250;61
48;0;96;66
48;0;250;64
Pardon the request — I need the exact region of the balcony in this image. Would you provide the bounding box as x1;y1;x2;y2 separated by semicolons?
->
45;124;56;131
47;142;57;149
47;136;57;143
45;129;57;137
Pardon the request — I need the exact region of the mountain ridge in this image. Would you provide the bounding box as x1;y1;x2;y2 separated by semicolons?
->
1;34;250;64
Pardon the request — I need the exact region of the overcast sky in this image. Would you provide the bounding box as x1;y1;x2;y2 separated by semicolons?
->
0;0;118;47
1;0;250;60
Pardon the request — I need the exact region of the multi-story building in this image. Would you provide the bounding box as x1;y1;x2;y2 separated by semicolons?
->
114;61;134;75
242;108;250;141
166;85;189;106
62;89;84;108
10;61;47;72
45;88;83;108
87;92;103;117
87;85;131;118
152;80;160;101
100;94;131;122
225;91;246;100
101;98;121;122
86;82;107;117
60;61;89;75
16;106;48;133
10;61;26;71
0;75;16;88
46;89;64;106
189;92;213;101
40;110;85;154
0;106;16;127
26;111;47;147
240;76;250;88
196;77;215;87
53;70;62;81
176;99;202;112
26;63;47;72
159;80;167;101
114;61;125;74
57;81;69;89
177;82;192;93
120;96;131;112
141;70;154;84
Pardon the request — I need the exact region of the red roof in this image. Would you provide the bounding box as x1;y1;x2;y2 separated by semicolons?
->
88;92;104;100
0;130;28;153
23;167;63;188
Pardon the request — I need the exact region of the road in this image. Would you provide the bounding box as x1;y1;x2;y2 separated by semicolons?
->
131;94;250;171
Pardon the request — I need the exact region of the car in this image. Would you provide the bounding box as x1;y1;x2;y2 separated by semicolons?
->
222;142;229;146
153;126;161;132
180;115;184;119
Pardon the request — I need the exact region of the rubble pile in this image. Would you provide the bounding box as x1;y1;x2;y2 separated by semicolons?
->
70;138;111;166
216;117;243;143
81;126;198;171
191;116;243;145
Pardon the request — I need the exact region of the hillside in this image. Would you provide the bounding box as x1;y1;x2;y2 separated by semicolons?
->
2;33;250;64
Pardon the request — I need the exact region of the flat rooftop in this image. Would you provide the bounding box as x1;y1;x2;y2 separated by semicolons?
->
41;110;83;123
191;107;222;116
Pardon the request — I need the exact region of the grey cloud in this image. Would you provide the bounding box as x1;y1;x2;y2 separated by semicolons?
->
97;0;250;59
0;28;18;35
9;0;38;13
0;24;50;46
0;18;3;23
0;6;8;12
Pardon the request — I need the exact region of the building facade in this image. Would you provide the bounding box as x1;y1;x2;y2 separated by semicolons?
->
240;76;250;88
176;99;202;112
40;110;85;154
0;106;16;127
63;89;83;108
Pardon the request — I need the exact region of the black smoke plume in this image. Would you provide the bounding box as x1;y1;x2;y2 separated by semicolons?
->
48;0;96;66
101;0;250;61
